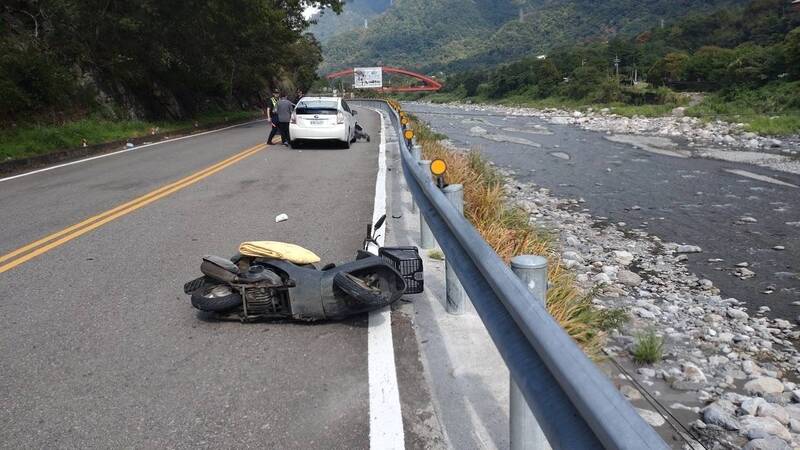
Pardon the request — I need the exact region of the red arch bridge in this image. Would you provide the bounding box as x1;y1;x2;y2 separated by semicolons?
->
325;67;443;92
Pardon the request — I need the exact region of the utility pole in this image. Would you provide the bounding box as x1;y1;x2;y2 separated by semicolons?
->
614;55;620;81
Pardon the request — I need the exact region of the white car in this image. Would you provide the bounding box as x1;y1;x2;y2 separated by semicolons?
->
289;97;357;148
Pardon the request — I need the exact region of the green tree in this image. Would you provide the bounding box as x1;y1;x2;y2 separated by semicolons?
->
785;27;800;80
563;65;604;100
1;0;344;122
686;46;737;87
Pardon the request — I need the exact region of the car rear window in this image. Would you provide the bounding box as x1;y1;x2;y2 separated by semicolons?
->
296;100;338;115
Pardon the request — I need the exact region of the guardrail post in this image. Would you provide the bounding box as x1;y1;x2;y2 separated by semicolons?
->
442;184;467;315
410;145;422;213
417;160;436;249
510;255;552;450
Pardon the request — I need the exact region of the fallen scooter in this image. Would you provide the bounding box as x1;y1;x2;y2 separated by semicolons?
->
183;216;422;322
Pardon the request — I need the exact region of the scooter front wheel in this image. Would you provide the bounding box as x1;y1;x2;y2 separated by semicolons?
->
191;283;242;312
333;272;389;306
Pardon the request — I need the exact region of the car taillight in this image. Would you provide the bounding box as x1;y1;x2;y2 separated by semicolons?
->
290;112;297;124
337;112;345;124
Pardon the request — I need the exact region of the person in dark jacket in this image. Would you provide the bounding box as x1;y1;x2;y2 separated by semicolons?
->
276;93;294;146
265;91;280;145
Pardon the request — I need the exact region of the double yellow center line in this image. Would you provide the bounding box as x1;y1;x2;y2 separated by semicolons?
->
0;143;266;274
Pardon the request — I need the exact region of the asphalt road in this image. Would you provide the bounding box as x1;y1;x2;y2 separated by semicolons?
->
0;110;381;448
408;103;800;321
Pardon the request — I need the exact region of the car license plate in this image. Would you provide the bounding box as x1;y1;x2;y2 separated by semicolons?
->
310;120;324;125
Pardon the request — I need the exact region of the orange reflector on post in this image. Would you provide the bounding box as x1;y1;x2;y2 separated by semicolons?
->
403;129;414;141
401;117;409;126
431;159;447;176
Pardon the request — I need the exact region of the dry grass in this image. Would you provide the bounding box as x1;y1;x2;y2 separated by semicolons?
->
414;120;607;356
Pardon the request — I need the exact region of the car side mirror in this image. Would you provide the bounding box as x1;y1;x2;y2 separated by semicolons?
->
352;110;358;116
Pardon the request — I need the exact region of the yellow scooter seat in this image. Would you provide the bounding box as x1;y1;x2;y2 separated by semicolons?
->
238;241;321;265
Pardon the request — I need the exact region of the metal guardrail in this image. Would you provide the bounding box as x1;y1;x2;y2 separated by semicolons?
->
354;99;669;449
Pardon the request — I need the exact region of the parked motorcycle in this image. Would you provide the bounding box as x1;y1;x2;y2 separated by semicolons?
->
182;215;422;322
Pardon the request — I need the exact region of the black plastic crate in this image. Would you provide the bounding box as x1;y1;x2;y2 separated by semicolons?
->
380;246;424;294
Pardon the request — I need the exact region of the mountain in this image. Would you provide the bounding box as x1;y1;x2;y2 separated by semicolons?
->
310;0;393;43
319;0;750;74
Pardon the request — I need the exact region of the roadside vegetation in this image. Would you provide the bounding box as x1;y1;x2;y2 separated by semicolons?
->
1;1;343;160
632;330;664;365
409;0;800;135
0;110;260;161
412;117;625;357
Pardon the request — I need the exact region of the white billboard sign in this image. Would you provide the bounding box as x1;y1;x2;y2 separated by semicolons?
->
354;67;383;89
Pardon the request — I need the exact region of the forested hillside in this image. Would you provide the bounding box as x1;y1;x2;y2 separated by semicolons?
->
433;0;800;133
320;0;748;73
310;0;391;43
1;0;343;125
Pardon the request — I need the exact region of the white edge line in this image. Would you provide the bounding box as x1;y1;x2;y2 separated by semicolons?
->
0;119;266;183
365;107;405;450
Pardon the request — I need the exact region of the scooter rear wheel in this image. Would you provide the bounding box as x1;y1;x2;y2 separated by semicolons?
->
191;283;242;312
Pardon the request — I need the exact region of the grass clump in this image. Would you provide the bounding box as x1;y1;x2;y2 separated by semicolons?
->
632;330;664;365
428;249;445;260
0;110;260;161
597;308;630;331
412;118;607;356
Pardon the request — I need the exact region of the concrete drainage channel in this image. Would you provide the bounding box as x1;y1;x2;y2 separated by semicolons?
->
354;100;668;449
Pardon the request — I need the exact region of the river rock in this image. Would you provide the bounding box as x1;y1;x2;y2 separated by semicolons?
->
758;403;790;425
703;400;740;430
743;437;792;450
684;362;707;382
728;308;750;321
635;408;665;427
774;319;792;329
786;405;800;421
613;250;634;266
676;245;702;254
743;397;768;415
620;385;642;400
618;270;642;287
593;273;611;285
745;377;785;396
737;267;756;279
740;415;792;441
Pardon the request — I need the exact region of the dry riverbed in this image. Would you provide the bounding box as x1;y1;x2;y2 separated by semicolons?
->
501;165;800;448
